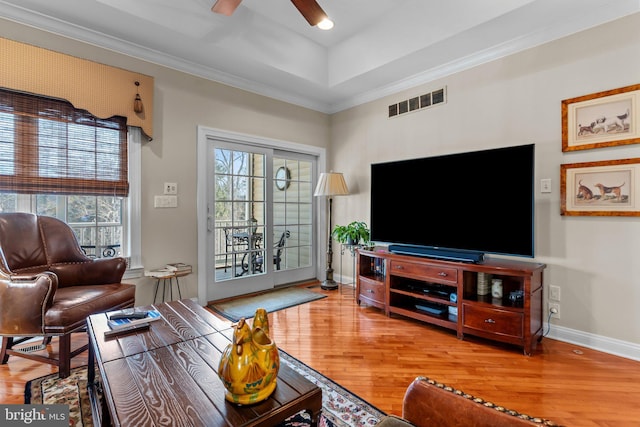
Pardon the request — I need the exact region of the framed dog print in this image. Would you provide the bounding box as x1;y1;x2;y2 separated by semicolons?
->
562;84;640;152
561;158;640;216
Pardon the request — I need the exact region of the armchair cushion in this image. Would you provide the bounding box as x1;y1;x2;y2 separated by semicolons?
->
45;283;136;334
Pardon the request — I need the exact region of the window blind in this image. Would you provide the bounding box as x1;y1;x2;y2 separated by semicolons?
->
0;88;129;197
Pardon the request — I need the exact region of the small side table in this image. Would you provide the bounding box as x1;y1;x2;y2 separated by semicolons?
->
149;271;188;303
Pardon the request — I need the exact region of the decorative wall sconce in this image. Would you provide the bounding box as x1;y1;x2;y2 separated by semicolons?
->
134;81;144;113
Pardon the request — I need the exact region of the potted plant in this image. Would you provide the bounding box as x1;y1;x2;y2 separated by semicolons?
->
332;221;370;246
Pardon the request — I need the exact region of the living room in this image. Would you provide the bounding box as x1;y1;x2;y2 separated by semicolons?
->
0;1;639;425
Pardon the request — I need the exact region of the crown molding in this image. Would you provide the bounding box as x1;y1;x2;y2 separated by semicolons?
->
1;0;638;115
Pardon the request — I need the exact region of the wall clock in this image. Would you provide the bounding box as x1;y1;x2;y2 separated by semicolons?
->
275;166;290;190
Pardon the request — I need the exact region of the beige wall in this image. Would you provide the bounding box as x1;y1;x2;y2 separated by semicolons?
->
0;17;329;307
330;14;640;350
2;12;639;356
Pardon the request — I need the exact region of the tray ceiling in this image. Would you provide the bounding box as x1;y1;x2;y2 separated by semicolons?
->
0;0;637;113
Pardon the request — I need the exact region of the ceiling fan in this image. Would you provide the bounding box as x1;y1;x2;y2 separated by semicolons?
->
211;0;333;29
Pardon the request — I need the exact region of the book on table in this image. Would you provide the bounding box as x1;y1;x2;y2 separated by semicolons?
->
165;263;192;274
107;310;161;330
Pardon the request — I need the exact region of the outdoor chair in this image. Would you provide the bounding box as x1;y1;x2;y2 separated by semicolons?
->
253;230;290;272
0;212;135;378
273;230;290;270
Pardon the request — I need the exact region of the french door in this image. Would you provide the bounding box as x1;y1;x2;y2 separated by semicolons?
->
197;128;318;303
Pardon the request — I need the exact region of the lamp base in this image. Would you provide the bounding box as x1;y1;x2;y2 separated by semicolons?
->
320;279;339;290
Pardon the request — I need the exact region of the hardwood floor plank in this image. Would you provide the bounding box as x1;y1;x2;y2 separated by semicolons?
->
2;284;639;427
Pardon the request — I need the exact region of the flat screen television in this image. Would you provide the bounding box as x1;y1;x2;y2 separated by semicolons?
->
370;144;535;262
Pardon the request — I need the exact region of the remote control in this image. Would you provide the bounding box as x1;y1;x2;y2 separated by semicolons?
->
104;322;150;338
109;310;149;320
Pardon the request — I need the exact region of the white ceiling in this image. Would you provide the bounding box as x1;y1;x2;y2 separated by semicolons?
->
0;0;638;113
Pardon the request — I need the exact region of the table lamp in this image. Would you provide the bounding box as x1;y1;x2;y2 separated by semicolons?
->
314;171;349;290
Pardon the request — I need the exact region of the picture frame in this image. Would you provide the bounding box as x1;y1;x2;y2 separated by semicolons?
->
560;158;640;216
561;83;640;152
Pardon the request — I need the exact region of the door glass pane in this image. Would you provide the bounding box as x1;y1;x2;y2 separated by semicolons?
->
273;158;313;271
215;148;266;280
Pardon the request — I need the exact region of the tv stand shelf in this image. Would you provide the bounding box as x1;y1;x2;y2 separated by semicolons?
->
356;248;546;355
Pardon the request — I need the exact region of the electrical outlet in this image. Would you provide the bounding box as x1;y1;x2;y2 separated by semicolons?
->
164;182;178;195
549;285;561;301
549;303;560;319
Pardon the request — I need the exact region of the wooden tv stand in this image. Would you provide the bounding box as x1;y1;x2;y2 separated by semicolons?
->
356;248;546;355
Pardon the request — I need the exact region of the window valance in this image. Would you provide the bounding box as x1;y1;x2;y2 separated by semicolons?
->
0;37;153;139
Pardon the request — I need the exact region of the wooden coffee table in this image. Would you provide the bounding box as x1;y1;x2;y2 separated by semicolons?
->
86;299;322;426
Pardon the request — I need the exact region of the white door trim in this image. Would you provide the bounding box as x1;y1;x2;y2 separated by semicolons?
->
196;126;327;305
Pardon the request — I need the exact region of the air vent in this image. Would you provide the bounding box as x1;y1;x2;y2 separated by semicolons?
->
388;86;447;118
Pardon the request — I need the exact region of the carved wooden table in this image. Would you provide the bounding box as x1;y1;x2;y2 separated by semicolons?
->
86;299;322;426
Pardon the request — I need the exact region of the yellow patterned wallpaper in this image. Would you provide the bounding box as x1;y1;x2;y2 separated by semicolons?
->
0;37;153;139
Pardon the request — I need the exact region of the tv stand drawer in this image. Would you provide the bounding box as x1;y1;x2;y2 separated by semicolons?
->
358;277;385;308
462;304;523;339
389;260;457;285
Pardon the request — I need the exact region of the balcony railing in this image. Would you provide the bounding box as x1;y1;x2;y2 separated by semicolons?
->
69;223;122;258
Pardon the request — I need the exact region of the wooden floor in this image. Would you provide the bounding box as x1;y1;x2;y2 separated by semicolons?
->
2;284;639;426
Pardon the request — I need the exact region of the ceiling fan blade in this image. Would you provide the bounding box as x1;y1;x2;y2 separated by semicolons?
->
290;0;329;26
211;0;243;16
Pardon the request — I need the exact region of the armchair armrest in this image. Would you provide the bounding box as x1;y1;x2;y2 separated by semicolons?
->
50;257;127;287
402;377;556;427
0;272;57;335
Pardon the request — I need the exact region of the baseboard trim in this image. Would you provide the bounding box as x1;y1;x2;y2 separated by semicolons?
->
545;323;639;362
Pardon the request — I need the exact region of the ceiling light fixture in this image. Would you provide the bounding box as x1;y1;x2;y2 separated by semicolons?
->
316;17;334;30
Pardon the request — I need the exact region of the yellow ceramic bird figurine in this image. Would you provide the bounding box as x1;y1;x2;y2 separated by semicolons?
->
252;307;270;336
217;310;280;405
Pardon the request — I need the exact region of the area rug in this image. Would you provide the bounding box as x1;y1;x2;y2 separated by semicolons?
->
209;286;327;321
25;350;385;427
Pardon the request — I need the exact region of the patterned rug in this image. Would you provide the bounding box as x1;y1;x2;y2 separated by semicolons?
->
209;286;327;321
24;350;385;427
280;351;385;426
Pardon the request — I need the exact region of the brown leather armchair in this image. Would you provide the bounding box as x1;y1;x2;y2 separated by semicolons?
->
377;376;558;427
0;212;136;378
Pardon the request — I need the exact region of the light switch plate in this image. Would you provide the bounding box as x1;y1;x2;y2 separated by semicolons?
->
541;178;551;193
154;195;178;208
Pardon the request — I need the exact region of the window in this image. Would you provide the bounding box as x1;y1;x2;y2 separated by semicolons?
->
0;89;135;262
0;194;127;259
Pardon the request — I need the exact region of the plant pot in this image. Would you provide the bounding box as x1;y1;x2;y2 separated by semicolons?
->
346;237;358;246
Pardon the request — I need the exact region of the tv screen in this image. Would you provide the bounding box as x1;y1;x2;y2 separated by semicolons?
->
370;144;535;259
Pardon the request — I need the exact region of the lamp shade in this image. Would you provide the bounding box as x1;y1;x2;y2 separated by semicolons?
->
314;172;349;197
